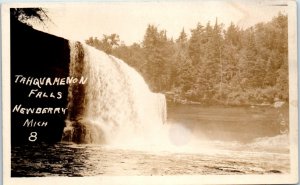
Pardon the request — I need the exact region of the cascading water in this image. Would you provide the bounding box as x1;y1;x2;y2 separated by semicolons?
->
62;41;167;145
61;41;288;154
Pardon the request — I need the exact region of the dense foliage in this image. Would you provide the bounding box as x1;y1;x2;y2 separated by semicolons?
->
86;13;288;105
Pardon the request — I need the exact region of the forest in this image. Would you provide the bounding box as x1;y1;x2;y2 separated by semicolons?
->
86;13;288;106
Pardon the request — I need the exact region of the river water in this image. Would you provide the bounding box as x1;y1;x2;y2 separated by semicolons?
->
11;104;290;176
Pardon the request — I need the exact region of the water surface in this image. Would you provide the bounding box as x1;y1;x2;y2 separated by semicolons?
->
11;104;289;176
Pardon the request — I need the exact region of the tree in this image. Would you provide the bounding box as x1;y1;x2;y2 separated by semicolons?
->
142;25;174;91
188;23;204;65
176;28;188;46
112;43;147;75
86;34;120;54
86;13;288;105
11;8;49;26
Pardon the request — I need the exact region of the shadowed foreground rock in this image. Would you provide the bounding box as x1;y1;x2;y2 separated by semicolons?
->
11;12;70;144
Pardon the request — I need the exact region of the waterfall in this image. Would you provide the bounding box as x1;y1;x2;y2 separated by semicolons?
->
62;41;167;145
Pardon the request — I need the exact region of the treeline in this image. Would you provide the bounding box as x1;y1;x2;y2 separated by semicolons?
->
86;13;288;105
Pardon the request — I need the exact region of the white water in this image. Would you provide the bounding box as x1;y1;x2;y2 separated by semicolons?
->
62;41;289;155
63;41;168;146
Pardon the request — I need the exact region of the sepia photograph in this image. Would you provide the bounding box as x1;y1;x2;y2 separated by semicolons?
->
1;0;298;184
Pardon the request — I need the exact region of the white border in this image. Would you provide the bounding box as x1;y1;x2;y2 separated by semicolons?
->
1;1;298;184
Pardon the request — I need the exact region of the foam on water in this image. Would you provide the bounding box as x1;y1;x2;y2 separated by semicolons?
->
63;41;169;147
62;41;289;154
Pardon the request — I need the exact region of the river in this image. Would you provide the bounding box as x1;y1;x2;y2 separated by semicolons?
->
11;104;290;176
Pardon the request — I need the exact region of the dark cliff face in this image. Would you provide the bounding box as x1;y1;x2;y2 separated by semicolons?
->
10;11;70;145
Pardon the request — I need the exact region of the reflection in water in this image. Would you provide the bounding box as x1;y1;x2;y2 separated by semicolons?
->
11;104;290;177
11;142;289;176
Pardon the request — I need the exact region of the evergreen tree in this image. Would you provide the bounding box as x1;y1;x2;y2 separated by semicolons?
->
86;13;288;105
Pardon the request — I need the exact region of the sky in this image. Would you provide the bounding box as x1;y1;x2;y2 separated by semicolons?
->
30;1;288;45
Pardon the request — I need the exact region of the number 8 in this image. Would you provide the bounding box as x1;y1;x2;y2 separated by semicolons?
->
29;132;37;142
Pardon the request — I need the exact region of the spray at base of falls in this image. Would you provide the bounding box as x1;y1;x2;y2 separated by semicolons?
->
61;41;289;154
62;41;167;146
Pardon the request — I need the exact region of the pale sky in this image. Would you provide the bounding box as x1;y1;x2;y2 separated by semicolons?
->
31;1;288;45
